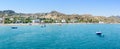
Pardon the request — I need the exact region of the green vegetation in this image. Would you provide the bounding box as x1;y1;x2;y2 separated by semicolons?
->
0;10;120;24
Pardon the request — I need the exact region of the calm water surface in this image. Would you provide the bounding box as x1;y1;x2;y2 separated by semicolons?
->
0;24;120;49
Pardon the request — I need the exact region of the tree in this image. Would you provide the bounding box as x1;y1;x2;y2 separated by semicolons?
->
4;18;12;24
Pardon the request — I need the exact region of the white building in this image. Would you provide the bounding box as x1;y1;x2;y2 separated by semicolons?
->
99;21;104;24
55;20;58;23
61;19;66;23
32;19;40;23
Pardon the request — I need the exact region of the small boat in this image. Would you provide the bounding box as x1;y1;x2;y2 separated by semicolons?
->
44;25;46;27
11;27;18;29
41;24;46;28
96;31;102;35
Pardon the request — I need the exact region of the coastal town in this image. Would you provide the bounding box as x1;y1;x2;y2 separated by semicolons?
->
0;10;120;24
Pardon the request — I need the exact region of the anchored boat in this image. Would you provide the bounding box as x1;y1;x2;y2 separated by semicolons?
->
11;27;18;29
96;31;102;35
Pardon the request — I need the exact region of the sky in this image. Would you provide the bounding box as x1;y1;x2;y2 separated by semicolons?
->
0;0;120;16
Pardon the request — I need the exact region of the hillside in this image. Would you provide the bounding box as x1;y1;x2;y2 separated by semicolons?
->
0;10;120;24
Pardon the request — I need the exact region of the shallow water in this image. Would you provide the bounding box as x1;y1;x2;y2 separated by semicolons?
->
0;24;120;49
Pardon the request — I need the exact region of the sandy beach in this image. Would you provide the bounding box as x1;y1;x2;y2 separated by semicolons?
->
0;23;120;26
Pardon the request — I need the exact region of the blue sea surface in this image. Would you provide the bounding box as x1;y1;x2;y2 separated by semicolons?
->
0;24;120;49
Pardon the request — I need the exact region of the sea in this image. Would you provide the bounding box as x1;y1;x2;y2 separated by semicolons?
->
0;24;120;49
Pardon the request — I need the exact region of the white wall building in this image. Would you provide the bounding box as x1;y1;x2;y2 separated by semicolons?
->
61;19;66;23
32;19;40;23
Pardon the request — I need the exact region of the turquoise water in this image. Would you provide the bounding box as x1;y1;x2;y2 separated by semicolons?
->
0;24;120;49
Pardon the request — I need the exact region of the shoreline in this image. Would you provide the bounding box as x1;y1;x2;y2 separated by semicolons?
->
0;23;120;26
